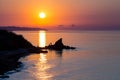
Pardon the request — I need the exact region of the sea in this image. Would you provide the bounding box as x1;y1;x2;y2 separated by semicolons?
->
1;30;120;80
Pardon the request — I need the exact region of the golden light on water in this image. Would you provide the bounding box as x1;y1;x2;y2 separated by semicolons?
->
36;53;53;80
39;31;46;47
39;53;47;64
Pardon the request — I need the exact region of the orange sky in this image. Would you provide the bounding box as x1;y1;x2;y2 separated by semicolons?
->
0;0;120;28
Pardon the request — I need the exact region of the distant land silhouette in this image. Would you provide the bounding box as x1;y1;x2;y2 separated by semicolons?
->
0;25;120;31
56;25;120;30
0;26;47;31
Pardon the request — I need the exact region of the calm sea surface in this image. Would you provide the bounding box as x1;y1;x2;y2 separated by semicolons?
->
2;30;120;80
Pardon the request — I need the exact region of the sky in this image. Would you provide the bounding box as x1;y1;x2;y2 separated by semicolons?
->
0;0;120;29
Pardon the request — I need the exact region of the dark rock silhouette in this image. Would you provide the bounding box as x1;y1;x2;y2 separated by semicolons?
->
0;30;47;75
0;30;47;53
45;38;76;50
0;49;27;75
0;30;34;51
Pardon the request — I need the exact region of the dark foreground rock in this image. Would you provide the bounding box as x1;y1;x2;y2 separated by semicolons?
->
0;30;47;75
0;30;34;51
45;38;76;50
0;49;27;75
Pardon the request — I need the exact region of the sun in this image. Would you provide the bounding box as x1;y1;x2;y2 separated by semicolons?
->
39;12;46;19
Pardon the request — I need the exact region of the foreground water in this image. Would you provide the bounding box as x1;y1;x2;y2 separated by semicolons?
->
2;30;120;80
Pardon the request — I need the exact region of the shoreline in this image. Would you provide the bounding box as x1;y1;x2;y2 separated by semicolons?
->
0;48;47;76
0;30;48;76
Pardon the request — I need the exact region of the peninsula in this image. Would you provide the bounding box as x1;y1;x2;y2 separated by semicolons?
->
0;30;75;76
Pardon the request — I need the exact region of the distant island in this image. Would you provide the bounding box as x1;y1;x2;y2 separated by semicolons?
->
0;26;47;31
56;25;120;30
0;25;120;31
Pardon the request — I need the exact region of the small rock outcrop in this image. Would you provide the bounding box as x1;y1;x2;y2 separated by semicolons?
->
45;38;76;50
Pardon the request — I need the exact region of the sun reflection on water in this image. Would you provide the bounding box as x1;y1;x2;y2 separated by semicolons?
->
39;31;46;47
34;53;53;80
39;53;47;64
37;31;53;80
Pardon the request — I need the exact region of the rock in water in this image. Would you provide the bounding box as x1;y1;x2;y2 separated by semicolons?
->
46;38;76;50
54;38;64;50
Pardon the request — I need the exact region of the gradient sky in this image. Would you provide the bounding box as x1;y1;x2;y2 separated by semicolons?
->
0;0;120;28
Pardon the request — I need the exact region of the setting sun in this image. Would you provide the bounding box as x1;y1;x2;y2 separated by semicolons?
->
39;12;46;19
